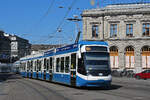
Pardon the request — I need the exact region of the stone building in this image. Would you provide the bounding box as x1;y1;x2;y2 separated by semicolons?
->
82;3;150;73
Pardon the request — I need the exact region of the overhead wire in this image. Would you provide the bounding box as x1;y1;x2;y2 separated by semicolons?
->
21;0;55;38
37;0;78;44
38;0;55;23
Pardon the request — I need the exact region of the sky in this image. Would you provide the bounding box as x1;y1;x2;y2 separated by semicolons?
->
0;0;149;45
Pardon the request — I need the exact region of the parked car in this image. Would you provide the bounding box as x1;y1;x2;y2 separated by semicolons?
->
135;70;150;79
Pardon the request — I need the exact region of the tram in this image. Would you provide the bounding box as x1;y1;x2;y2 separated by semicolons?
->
17;41;112;87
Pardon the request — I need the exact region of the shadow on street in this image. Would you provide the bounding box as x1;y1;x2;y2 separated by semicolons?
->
76;84;122;91
0;73;22;83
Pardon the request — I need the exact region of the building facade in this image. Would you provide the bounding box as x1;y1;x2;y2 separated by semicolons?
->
0;31;31;63
8;35;31;61
82;3;150;73
0;31;11;63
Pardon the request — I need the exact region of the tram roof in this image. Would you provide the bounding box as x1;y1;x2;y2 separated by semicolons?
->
19;41;108;61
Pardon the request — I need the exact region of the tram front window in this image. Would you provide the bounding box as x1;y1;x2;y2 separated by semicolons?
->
84;52;111;76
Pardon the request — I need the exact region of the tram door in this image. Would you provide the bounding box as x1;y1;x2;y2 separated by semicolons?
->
70;53;76;86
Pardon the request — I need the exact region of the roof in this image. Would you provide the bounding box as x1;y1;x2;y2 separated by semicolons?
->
82;3;150;17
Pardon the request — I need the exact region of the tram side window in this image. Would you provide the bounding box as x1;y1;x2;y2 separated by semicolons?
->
23;63;26;71
46;59;50;71
37;60;41;71
71;53;76;69
34;61;37;71
27;61;30;71
21;63;23;71
36;60;38;71
29;61;31;71
61;57;64;73
36;61;38;71
65;56;70;73
78;53;86;75
39;60;42;71
50;57;52;69
25;62;28;71
44;58;47;69
31;61;33;71
56;58;60;72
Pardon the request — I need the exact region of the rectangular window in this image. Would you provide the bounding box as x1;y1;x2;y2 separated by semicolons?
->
110;24;117;37
126;24;133;37
92;25;98;38
27;61;30;71
49;57;52;69
60;57;64;73
39;60;42;71
34;61;37;71
71;53;76;69
23;63;26;71
65;56;70;73
46;59;49;71
37;60;41;71
56;58;60;72
143;23;150;36
44;58;46;69
31;61;33;71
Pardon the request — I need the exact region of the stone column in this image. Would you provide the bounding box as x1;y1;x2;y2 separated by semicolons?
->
118;47;125;70
134;43;142;73
82;17;88;40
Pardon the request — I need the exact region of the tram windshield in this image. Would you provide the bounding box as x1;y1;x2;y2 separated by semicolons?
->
85;52;109;69
78;52;111;76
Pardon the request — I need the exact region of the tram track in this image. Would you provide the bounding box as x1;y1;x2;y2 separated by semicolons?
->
15;76;150;100
18;78;69;100
18;80;49;100
22;79;140;100
1;74;150;100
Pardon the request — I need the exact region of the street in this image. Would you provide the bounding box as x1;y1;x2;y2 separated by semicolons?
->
0;73;150;100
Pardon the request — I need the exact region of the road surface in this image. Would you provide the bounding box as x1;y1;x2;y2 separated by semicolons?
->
0;73;150;100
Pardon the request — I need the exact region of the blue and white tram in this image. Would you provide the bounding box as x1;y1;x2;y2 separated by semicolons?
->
18;41;112;87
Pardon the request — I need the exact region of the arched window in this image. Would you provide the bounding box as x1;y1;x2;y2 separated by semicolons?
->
125;46;134;69
110;46;118;69
141;46;150;69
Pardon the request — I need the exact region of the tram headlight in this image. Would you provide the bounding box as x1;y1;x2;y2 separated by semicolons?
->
99;73;103;76
85;46;91;51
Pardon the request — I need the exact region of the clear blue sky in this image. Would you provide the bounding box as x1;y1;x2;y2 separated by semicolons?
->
0;0;148;44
